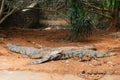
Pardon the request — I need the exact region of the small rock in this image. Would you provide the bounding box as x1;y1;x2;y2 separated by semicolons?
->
65;60;70;65
80;70;86;75
65;60;69;63
89;60;102;66
105;61;117;67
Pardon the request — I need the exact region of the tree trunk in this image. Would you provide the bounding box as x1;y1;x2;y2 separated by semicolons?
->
109;18;118;32
109;2;119;32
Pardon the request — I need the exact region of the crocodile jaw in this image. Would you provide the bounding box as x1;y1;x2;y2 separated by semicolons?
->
105;52;116;57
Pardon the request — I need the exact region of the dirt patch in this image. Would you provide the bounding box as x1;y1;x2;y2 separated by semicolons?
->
0;29;120;80
0;71;85;80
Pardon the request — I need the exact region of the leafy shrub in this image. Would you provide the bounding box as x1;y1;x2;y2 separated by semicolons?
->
68;0;93;41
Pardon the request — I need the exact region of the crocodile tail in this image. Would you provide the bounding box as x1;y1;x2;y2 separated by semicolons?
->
7;43;41;56
7;43;22;53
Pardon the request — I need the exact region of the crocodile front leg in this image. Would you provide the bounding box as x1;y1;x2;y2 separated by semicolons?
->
30;58;49;64
30;50;63;64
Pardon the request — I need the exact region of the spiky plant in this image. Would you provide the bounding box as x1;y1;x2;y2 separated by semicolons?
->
68;0;93;41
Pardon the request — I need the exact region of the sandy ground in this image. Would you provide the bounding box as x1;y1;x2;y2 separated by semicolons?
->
0;29;120;80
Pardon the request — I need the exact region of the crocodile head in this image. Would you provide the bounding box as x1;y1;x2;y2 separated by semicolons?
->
104;52;116;57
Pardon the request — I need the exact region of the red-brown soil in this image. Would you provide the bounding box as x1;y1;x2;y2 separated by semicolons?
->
0;29;120;80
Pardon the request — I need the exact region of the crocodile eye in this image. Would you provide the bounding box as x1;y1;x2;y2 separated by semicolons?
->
58;52;62;55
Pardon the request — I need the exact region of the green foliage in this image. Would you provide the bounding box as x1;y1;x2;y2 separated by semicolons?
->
101;0;116;10
68;0;93;40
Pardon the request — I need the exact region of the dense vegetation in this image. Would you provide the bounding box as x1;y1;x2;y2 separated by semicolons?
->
68;0;93;40
0;0;120;41
68;0;120;40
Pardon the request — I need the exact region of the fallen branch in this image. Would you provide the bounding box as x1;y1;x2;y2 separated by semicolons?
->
0;8;16;24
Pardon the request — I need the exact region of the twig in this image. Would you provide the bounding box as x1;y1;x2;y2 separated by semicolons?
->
82;2;110;12
0;0;5;18
0;8;16;24
87;10;112;19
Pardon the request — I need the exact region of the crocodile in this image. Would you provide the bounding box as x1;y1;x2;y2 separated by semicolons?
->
30;49;116;64
7;43;42;58
7;43;96;58
7;43;116;64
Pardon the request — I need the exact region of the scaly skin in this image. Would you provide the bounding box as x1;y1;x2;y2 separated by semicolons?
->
7;43;43;58
30;49;116;64
7;43;116;64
